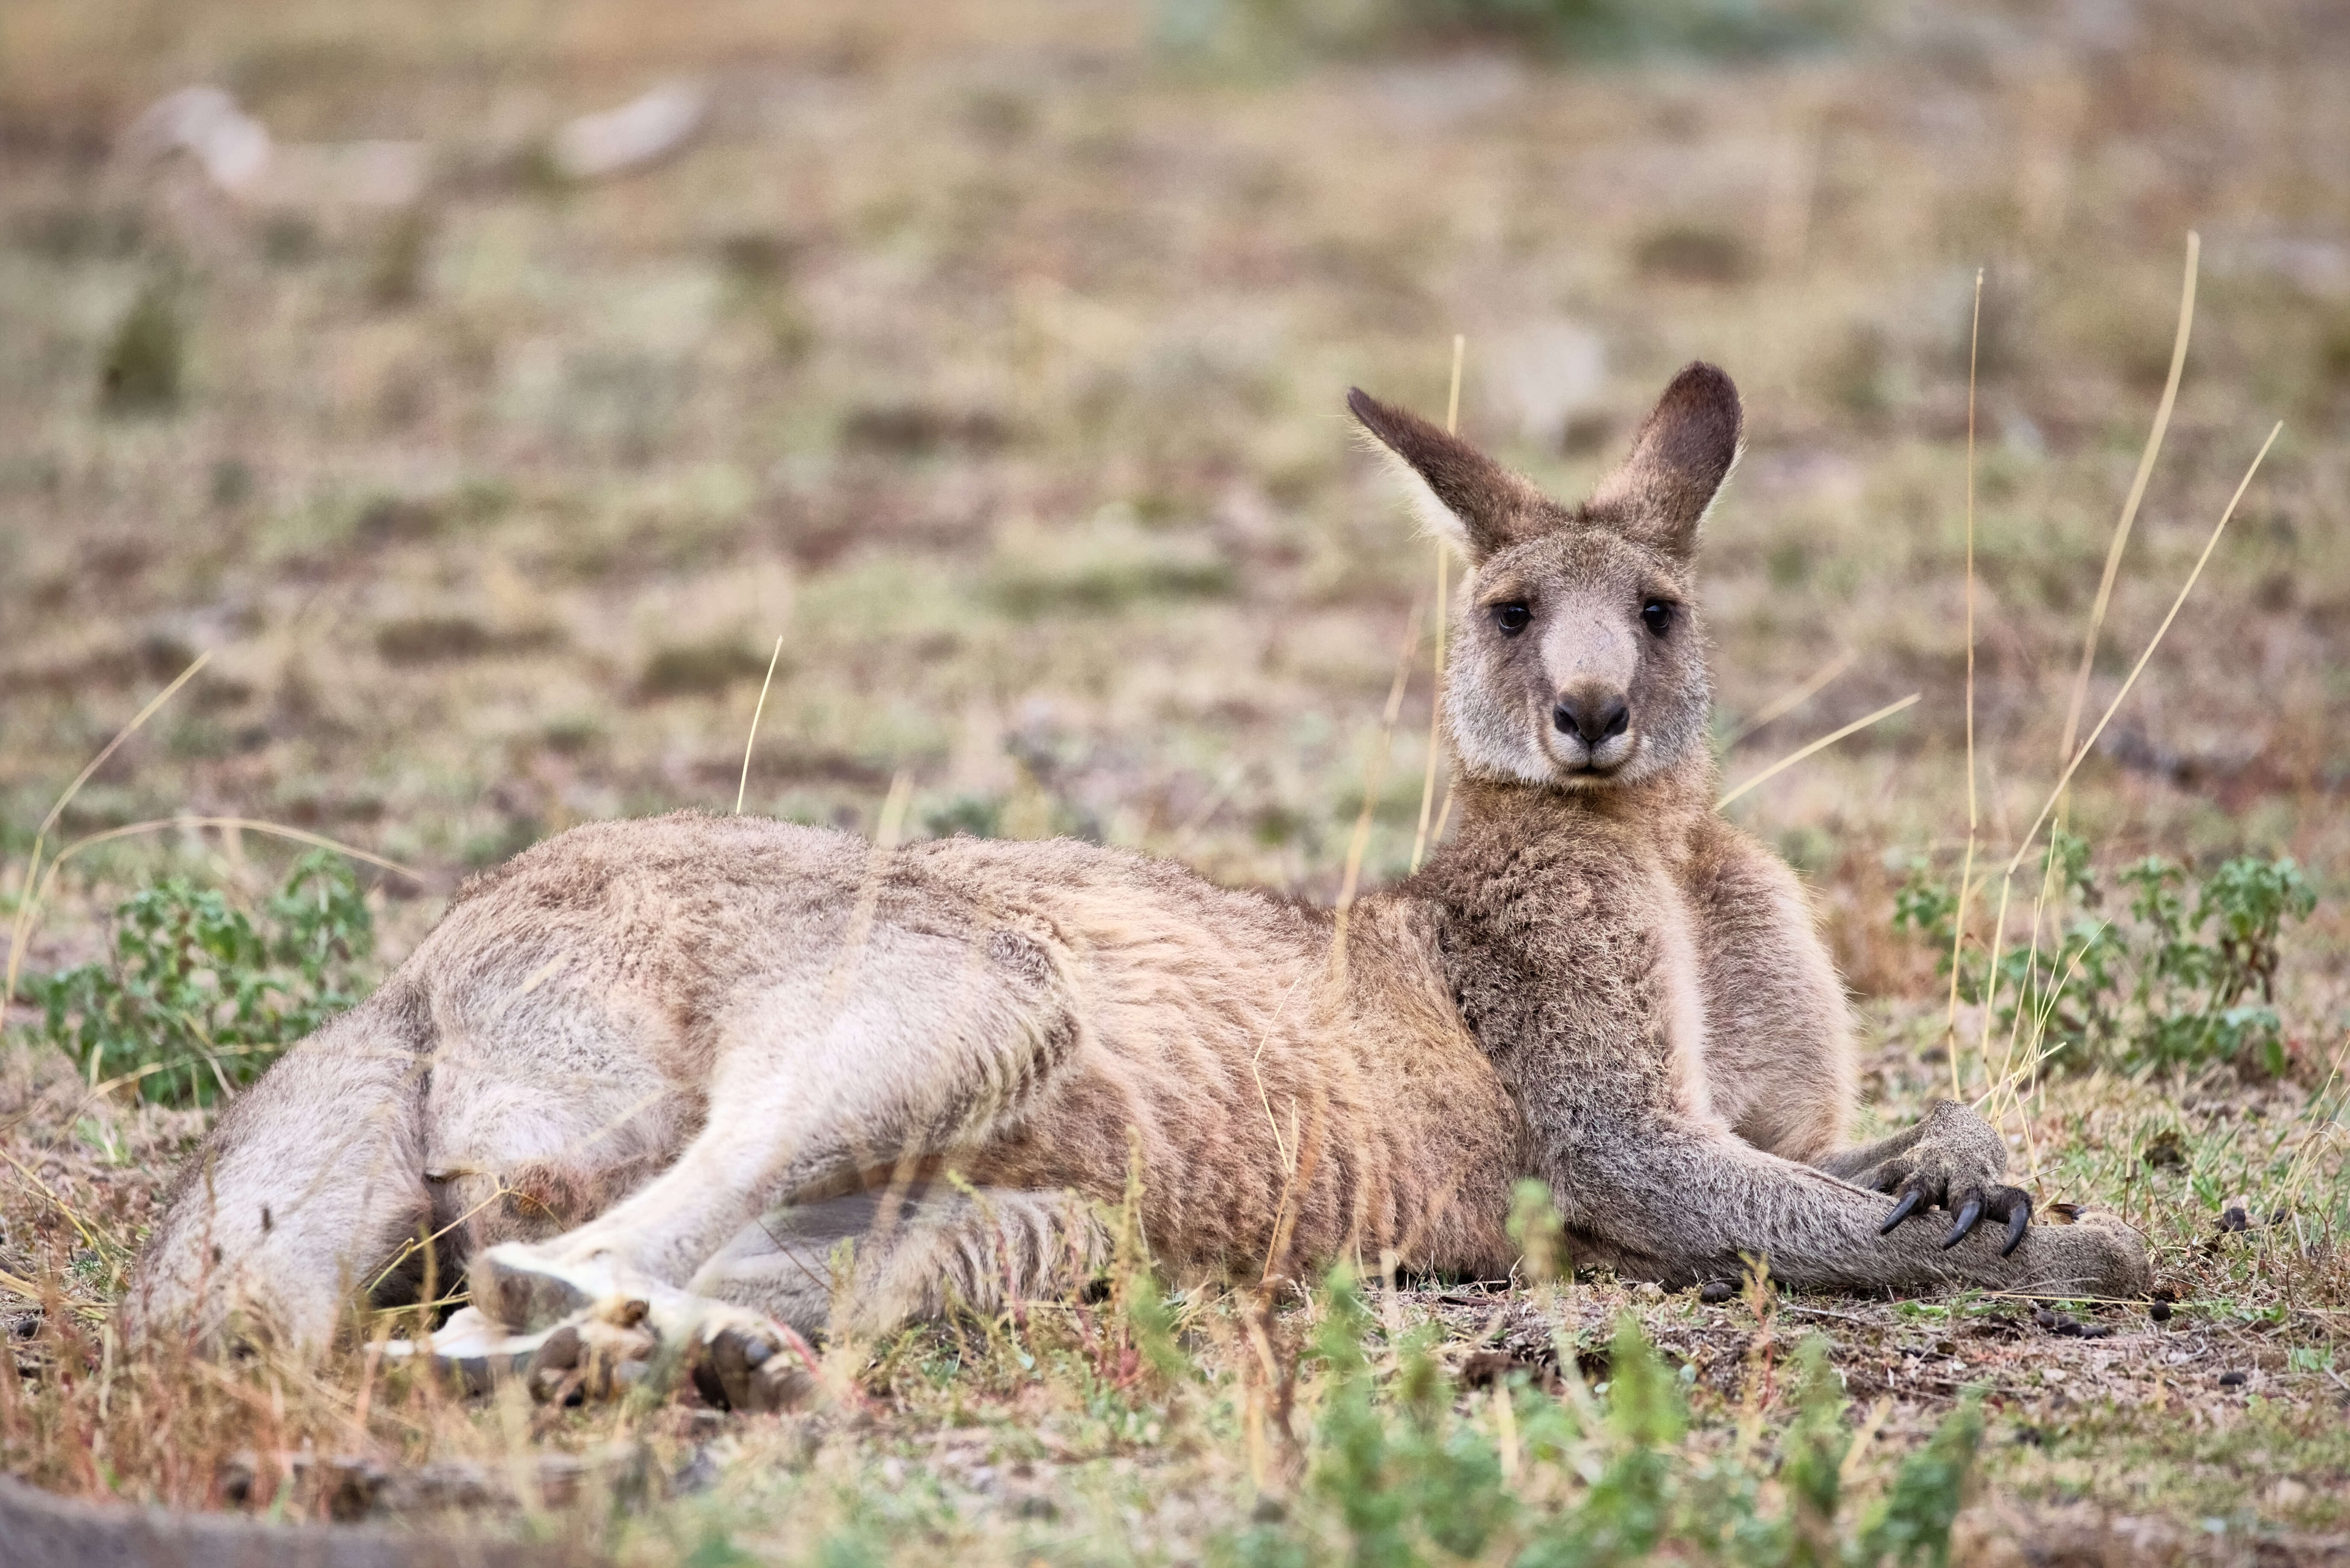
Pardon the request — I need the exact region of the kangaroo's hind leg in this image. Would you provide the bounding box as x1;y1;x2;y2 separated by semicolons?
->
414;964;700;1281
471;920;1080;1337
689;1186;1111;1342
127;986;435;1355
666;1186;1106;1408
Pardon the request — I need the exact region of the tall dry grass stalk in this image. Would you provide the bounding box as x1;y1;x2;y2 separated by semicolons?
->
1968;420;2282;1126
735;633;787;814
1715;694;1918;811
2001;422;2278;889
1944;237;2203;1123
1409;335;1465;874
1945;270;1985;1104
5;653;210;1007
2056;231;2199;777
0;648;426;1086
12;817;418;1092
1971;237;2198;1153
1724;648;1854;748
3;812;423;1097
1329;601;1426;985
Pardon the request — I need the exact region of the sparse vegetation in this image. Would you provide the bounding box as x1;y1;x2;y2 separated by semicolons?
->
1226;1285;1986;1568
98;279;185;414
2;0;2346;1558
17;851;375;1106
1895;831;2319;1078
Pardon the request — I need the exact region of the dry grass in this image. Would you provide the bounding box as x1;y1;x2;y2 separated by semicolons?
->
3;0;2349;1558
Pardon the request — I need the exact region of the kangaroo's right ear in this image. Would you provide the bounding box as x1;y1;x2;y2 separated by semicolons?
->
1348;388;1553;566
1585;361;1742;561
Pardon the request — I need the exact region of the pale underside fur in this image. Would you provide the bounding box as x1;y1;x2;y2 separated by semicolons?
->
127;367;2151;1362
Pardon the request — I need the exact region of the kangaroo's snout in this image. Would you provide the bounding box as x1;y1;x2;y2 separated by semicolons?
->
1552;688;1629;746
1547;679;1637;776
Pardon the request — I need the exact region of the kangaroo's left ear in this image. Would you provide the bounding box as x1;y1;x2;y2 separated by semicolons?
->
1348;387;1557;566
1586;361;1742;561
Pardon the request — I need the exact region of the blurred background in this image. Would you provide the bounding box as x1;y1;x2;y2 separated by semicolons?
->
2;0;2345;1006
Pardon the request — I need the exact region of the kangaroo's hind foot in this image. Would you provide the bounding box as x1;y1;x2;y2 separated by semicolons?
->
427;1243;819;1412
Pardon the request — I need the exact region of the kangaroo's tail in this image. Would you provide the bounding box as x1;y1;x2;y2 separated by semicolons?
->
124;982;435;1357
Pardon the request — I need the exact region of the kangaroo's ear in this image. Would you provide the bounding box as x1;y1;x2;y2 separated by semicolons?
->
1586;361;1742;560
1348;387;1554;565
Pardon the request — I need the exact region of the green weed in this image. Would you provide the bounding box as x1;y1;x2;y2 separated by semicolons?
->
1225;1284;1981;1568
1895;829;2316;1077
99;279;186;414
17;850;375;1106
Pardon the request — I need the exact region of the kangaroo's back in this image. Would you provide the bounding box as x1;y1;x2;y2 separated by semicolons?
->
129;812;1530;1352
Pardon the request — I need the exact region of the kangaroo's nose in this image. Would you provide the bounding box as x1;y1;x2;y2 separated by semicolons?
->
1553;689;1630;745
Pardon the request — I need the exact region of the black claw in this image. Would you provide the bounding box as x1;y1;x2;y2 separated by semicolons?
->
1940;1194;1985;1249
1999;1194;2032;1257
1879;1186;1924;1234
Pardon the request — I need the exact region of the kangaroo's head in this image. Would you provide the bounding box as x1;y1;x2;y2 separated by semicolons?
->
1350;362;1740;794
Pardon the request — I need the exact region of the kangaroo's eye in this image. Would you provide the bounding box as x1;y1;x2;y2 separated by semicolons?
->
1641;600;1674;637
1493;603;1531;636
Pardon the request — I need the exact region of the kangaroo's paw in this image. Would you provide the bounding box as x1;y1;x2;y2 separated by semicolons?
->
469;1243;819;1412
1859;1099;2034;1255
521;1313;661;1404
688;1308;821;1414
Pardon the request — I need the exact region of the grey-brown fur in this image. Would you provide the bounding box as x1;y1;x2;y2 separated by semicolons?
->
127;365;2148;1369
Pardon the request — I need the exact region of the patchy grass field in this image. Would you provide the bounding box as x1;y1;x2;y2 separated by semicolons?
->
2;0;2347;1561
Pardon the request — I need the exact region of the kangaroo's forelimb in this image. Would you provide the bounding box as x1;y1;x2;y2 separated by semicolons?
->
1559;1115;2143;1296
1432;804;2149;1302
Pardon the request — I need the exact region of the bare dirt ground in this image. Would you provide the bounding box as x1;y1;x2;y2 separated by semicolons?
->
2;0;2347;1562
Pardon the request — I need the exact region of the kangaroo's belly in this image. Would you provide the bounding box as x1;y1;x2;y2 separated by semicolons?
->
959;892;1529;1281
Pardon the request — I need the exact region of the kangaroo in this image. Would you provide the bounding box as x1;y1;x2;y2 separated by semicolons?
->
126;364;2150;1409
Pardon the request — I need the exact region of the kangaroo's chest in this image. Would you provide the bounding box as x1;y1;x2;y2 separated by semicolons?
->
1434;849;1718;1127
